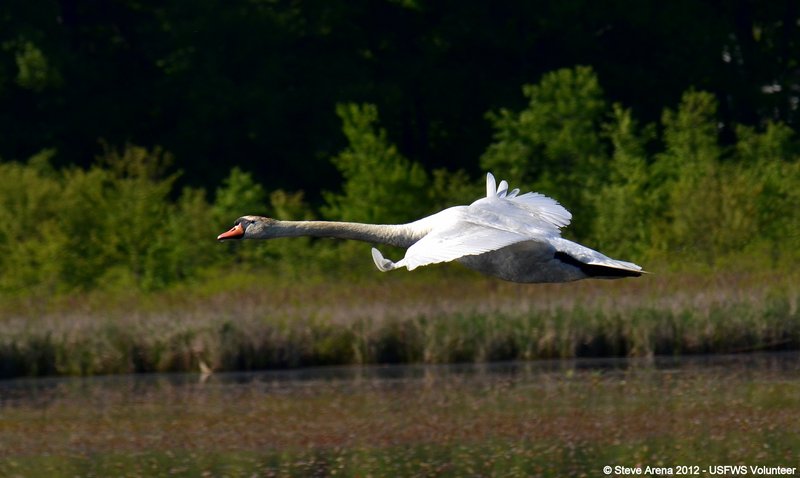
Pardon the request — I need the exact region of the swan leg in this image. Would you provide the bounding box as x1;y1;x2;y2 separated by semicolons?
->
371;247;398;272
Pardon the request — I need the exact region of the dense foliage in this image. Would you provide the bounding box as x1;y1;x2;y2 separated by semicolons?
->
1;2;799;297
0;66;798;296
1;1;799;194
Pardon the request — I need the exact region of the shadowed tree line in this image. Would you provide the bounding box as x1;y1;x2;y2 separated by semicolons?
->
1;0;799;195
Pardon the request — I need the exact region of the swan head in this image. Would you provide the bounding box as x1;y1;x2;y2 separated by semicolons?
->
217;215;276;241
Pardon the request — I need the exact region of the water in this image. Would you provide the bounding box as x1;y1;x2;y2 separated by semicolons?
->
3;350;797;394
1;353;799;477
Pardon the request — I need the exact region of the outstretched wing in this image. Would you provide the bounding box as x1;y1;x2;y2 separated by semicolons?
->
372;173;645;277
551;237;643;273
396;216;529;270
376;174;574;271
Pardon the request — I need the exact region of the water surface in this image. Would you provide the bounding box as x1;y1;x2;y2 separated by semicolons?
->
1;353;799;477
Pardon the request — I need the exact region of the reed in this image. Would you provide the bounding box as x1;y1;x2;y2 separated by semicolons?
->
0;267;797;378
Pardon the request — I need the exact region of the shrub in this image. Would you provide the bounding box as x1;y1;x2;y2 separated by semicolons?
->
322;103;430;225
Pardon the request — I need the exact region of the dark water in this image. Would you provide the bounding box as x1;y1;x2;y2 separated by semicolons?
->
1;351;798;404
1;352;799;477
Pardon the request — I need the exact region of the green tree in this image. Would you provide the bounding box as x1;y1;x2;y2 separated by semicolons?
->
427;168;482;212
649;90;722;262
102;146;179;288
591;104;653;257
480;66;608;238
733;122;800;263
323;103;429;225
153;186;219;288
0;144;222;293
213;167;268;225
0;151;64;293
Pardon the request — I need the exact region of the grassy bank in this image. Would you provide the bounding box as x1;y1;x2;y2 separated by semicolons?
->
1;266;797;378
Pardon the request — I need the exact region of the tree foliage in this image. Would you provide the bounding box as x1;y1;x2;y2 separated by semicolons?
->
591;104;652;256
322;103;429;224
1;67;800;296
650;90;723;259
0;146;218;293
481;66;608;237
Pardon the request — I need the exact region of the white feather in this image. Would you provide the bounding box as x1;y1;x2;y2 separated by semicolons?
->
402;215;528;270
376;173;641;278
485;172;497;198
496;180;509;198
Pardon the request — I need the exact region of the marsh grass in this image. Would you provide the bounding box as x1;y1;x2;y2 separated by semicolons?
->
0;267;797;378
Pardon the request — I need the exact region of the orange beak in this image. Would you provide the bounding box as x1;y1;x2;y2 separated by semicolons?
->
217;223;245;241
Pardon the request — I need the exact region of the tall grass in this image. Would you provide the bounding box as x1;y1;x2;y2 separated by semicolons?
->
1;268;796;378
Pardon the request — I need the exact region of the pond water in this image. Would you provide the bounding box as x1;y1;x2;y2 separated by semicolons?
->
1;353;799;477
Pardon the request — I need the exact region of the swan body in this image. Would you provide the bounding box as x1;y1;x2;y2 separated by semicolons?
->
218;173;643;283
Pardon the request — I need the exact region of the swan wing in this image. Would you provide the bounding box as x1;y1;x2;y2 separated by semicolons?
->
483;173;572;229
504;191;571;228
396;175;572;271
400;219;529;270
375;174;640;276
551;237;643;272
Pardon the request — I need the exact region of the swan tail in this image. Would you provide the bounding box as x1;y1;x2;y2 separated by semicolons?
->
371;247;403;272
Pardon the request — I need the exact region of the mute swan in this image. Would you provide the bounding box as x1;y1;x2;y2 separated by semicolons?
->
217;173;643;282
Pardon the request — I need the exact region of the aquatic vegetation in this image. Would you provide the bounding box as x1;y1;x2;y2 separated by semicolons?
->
0;270;796;378
0;356;798;477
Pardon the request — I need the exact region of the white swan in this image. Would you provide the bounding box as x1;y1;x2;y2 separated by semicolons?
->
217;173;643;282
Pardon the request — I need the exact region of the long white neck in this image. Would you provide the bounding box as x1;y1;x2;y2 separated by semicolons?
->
256;220;423;248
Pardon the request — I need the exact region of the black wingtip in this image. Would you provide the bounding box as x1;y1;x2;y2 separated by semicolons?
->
554;251;643;278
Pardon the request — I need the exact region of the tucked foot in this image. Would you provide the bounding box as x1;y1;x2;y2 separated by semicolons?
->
371;248;397;272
